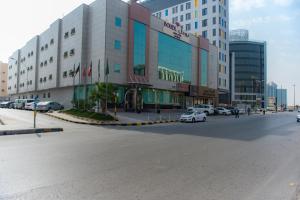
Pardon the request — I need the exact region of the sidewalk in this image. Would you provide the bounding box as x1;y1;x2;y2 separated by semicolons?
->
46;111;180;126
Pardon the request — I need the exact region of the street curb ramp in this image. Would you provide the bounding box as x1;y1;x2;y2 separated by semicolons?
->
0;128;63;136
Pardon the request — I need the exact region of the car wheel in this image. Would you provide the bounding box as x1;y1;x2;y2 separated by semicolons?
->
203;117;206;122
204;111;209;116
192;118;195;123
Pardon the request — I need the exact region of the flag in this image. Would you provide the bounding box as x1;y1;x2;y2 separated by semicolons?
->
88;61;92;77
75;63;80;76
97;59;100;82
105;59;109;76
82;66;86;77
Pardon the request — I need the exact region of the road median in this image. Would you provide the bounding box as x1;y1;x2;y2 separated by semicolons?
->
0;128;63;136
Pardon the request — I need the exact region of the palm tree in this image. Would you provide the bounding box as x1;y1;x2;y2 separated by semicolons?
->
90;82;117;113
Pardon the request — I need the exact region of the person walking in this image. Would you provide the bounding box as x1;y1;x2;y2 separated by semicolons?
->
235;108;240;118
247;107;251;116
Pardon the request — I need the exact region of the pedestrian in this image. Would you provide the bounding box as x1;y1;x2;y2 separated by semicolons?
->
263;109;266;115
247;107;251;116
235;108;240;118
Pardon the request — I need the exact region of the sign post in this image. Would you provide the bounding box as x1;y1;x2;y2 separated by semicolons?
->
33;96;39;128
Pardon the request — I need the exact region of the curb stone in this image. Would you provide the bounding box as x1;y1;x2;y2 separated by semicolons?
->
0;128;63;136
45;113;179;126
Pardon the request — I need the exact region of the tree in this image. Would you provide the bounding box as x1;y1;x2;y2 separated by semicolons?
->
90;82;117;113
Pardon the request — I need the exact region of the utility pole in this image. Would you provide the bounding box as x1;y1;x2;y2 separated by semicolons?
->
293;84;296;111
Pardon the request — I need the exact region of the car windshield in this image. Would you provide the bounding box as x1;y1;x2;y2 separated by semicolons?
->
184;111;194;115
38;102;51;105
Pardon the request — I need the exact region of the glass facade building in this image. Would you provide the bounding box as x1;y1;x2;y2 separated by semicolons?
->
158;32;192;84
230;41;267;108
200;49;208;87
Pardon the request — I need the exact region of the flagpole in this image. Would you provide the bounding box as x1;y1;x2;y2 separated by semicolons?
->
105;59;109;113
73;64;75;108
78;62;81;109
98;59;100;83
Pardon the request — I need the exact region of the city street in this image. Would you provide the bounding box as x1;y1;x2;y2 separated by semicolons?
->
0;109;300;200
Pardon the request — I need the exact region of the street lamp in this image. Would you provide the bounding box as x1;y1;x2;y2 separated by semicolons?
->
293;84;296;111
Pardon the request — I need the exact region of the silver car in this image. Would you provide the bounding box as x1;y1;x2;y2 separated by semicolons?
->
297;114;300;123
36;101;64;112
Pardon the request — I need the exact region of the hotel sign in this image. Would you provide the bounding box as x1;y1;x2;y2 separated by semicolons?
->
163;21;190;43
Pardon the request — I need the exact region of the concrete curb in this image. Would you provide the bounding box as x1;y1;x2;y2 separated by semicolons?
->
0;128;63;136
46;113;179;126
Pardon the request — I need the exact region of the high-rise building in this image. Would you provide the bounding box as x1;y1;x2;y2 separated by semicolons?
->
141;0;230;104
267;82;278;110
7;0;219;110
229;34;267;108
0;61;8;99
277;88;287;109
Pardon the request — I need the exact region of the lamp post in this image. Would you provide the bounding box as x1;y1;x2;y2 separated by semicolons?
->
293;84;296;111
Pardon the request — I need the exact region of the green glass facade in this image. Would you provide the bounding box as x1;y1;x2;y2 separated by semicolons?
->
158;32;192;84
133;21;146;76
200;49;208;87
142;88;184;106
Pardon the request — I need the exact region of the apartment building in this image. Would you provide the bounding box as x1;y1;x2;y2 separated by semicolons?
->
8;0;220;110
0;61;8;99
141;0;230;104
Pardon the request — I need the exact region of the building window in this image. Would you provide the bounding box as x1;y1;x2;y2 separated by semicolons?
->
71;28;76;35
115;17;122;27
202;0;207;4
213;17;216;24
40;62;44;67
186;13;191;20
202;31;207;38
165;9;168;16
64;51;68;58
70;49;75;56
44;61;48;66
40;78;43;83
45;44;48;49
186;2;191;9
202;8;207;16
213;5;216;13
50;39;54;45
186;23;191;31
195;21;198;29
114;64;121;73
133;21;146;76
43;77;47;82
41;46;44;51
202;19;207;27
172;6;178;14
180;4;184;11
114;40;121;50
180;15;184;22
213;28;216;36
43;93;46;98
172;17;178;24
48;92;51;98
63;71;68;78
49;57;54;63
64;32;69;39
49;74;53;80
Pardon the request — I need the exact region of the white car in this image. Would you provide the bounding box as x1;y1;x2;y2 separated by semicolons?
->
215;107;231;115
25;101;38;110
187;104;214;115
297;114;300;122
180;111;207;123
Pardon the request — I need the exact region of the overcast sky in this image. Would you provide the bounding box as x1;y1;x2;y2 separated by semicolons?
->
0;0;299;105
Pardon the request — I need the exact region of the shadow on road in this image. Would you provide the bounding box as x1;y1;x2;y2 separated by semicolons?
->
106;113;299;141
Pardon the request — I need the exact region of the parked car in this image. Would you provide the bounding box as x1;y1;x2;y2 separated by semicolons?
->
238;108;246;114
36;101;64;112
180;111;206;123
14;99;26;109
297;114;300;122
0;101;14;108
187;104;214;115
25;100;40;110
225;106;236;115
215;107;232;115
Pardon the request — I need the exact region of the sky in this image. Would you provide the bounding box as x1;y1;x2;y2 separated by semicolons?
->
0;0;299;105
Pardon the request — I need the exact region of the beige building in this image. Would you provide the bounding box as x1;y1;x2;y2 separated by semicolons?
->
0;61;8;98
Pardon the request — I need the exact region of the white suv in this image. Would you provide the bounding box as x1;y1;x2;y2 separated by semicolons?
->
188;104;214;116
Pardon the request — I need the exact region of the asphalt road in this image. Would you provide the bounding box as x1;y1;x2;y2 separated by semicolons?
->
0;109;300;200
